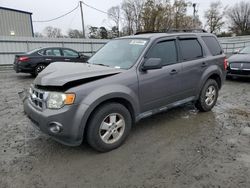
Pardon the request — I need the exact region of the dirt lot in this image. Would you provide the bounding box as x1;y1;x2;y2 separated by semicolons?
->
0;70;249;188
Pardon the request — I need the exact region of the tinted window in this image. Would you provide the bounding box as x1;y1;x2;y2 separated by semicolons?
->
45;49;61;56
179;39;203;61
202;36;222;56
63;49;79;57
147;40;177;66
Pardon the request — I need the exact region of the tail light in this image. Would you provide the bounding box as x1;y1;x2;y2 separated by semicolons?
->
223;58;228;70
18;56;29;62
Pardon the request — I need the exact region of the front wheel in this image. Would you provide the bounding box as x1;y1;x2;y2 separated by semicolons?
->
195;79;219;112
86;103;132;152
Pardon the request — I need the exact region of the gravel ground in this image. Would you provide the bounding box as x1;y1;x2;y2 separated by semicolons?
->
0;70;249;188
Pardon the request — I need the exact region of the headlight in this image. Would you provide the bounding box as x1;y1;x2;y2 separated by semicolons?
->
46;92;75;109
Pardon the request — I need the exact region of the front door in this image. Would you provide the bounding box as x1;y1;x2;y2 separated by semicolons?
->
137;39;183;113
62;49;81;62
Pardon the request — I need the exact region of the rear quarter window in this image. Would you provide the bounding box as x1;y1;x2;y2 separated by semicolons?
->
202;36;222;56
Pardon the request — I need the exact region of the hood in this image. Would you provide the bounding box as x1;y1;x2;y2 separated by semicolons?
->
228;54;250;63
34;62;124;87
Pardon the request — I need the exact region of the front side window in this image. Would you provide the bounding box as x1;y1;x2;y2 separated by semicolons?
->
88;39;148;69
63;49;79;57
147;40;177;66
179;39;203;61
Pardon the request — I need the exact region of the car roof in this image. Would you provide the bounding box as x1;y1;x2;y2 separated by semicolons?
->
38;47;74;50
119;32;216;40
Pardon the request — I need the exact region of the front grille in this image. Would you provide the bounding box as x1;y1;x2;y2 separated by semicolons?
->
230;62;250;70
29;86;47;110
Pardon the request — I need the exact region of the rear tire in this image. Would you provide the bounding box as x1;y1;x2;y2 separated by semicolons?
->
34;64;46;76
195;79;219;112
86;103;132;152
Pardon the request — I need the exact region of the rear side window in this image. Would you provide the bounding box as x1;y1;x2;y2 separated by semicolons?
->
202;36;222;56
179;39;203;61
147;40;177;66
37;50;44;55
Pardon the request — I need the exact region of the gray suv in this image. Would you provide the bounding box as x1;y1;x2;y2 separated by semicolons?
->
23;31;227;152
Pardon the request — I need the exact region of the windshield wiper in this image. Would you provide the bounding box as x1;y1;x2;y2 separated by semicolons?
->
94;63;110;67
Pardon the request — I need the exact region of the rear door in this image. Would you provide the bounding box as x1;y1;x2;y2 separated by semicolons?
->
177;37;206;98
138;38;183;112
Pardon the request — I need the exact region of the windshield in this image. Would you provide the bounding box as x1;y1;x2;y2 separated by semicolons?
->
239;46;250;54
88;39;148;69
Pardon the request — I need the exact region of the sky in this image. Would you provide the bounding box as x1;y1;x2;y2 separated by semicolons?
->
0;0;244;35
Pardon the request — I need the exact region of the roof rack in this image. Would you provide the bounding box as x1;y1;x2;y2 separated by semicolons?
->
167;29;207;33
134;31;162;35
134;28;207;35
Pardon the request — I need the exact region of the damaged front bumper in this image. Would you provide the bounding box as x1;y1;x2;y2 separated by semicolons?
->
21;90;89;146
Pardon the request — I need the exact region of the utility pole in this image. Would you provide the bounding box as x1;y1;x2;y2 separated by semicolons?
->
80;1;86;38
192;3;197;28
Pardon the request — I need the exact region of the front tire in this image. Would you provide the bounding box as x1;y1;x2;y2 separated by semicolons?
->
195;79;219;112
86;103;132;152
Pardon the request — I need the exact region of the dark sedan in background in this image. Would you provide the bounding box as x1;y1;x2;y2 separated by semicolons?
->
227;45;250;78
14;47;89;76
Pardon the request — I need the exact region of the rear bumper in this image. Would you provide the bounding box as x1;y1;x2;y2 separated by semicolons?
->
23;98;90;146
13;63;33;73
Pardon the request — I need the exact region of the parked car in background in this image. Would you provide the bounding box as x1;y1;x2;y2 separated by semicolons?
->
227;45;250;78
13;47;89;76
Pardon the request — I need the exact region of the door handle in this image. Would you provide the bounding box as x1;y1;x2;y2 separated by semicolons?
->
45;59;52;61
64;59;70;61
170;69;178;75
201;62;207;67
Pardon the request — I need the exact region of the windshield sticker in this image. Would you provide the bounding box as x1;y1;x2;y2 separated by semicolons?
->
130;40;147;45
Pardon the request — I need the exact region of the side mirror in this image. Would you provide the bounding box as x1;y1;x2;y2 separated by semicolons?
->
79;53;84;58
141;58;162;71
233;49;240;54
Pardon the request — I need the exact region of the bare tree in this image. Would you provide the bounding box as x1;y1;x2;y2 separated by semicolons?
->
172;0;189;29
131;0;145;32
67;29;84;38
141;0;170;32
108;6;121;37
34;32;43;38
227;1;250;35
121;0;135;35
204;1;225;34
43;26;63;38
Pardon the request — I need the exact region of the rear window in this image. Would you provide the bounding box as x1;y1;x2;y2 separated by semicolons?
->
202;36;222;56
179;39;203;61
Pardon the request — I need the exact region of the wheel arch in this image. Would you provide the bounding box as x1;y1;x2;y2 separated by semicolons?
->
196;66;224;99
82;96;136;139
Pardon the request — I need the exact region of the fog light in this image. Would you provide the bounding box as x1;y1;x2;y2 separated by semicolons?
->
49;122;62;134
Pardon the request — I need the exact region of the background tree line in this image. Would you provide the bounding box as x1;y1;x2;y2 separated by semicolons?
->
35;0;250;39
